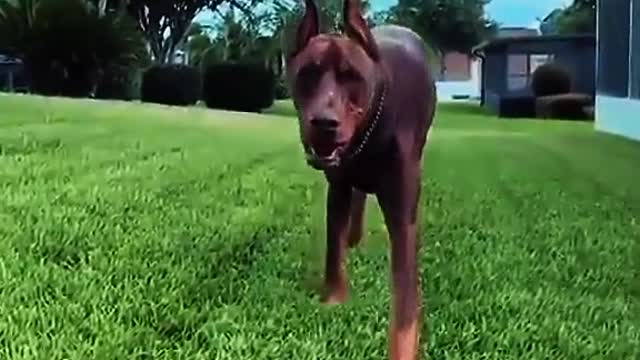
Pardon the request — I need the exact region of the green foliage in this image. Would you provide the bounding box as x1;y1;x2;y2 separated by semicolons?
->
542;0;595;35
202;63;275;112
141;64;202;106
531;62;572;97
385;0;497;56
555;3;595;34
198;45;225;71
187;33;214;67
0;0;148;97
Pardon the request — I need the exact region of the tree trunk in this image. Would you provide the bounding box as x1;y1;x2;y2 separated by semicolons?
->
98;0;108;16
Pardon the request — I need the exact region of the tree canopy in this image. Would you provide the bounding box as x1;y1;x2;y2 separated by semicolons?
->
553;0;596;35
384;0;497;56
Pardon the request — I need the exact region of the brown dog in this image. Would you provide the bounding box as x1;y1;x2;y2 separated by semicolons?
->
285;0;436;358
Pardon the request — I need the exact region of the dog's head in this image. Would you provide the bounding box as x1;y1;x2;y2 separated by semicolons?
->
285;0;385;170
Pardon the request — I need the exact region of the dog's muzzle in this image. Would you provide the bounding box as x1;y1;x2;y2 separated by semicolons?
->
305;147;342;170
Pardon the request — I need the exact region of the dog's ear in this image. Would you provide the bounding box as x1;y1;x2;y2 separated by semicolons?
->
291;0;319;57
343;0;379;60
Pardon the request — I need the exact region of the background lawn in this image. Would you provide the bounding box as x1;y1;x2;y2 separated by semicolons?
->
0;95;639;359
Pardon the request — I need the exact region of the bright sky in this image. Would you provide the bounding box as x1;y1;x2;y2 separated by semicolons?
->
368;0;573;28
195;0;573;30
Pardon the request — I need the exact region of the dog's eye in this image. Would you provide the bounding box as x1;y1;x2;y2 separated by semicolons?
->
298;63;322;80
296;64;323;97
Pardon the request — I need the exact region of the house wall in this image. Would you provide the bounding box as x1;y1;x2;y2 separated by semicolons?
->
595;96;640;140
442;52;471;81
595;0;640;141
630;0;640;99
482;53;506;97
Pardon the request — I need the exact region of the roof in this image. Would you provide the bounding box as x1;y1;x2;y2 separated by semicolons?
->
472;34;596;56
495;27;539;38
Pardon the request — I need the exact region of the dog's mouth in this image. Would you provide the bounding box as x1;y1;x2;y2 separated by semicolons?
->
305;142;347;170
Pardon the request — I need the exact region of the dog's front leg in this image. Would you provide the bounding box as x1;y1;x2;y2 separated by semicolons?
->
321;179;353;305
347;189;367;248
377;164;422;360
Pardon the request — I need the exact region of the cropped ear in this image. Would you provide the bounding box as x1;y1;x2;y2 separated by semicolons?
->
343;0;379;60
291;0;319;57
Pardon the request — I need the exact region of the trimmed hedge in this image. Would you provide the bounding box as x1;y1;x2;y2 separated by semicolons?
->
141;64;201;106
531;63;572;97
535;93;593;120
498;96;537;118
202;63;275;112
95;67;143;101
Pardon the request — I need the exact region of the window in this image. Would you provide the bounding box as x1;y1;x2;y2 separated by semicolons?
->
597;0;631;98
530;54;554;73
631;0;640;99
506;53;555;91
507;54;528;91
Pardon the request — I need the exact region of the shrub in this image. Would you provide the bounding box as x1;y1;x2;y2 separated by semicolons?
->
0;0;148;98
498;96;537;118
202;63;275;112
531;62;572;97
535;93;593;120
95;67;143;101
141;64;202;106
274;77;290;100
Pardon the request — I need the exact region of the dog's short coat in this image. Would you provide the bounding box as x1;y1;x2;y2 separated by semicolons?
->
285;0;436;358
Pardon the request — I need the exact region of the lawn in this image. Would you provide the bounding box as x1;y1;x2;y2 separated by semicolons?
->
0;94;639;359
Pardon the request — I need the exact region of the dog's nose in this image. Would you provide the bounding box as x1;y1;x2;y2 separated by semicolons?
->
311;117;339;131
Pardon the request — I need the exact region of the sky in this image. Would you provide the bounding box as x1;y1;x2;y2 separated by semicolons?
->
195;0;573;30
368;0;573;28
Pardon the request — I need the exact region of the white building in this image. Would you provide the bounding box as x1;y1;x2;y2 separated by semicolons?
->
595;0;640;141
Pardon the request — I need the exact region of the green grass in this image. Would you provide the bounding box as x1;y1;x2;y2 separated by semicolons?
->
0;94;639;359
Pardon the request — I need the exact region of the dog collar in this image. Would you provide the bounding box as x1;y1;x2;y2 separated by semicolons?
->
344;81;387;161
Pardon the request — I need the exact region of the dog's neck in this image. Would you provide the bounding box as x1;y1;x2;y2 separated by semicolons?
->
343;73;388;162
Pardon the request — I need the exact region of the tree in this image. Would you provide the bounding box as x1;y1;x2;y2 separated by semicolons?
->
385;0;497;77
183;21;214;66
554;0;595;34
122;0;262;64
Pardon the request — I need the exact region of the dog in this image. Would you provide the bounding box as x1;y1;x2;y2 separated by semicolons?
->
284;0;436;358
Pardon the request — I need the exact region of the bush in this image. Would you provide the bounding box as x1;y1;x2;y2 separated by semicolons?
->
0;0;148;98
531;62;572;97
535;93;593;120
202;63;275;112
141;64;201;106
274;77;290;100
498;96;536;118
95;67;143;101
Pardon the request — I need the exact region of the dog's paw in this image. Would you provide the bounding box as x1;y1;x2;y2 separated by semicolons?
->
320;285;348;305
347;229;364;248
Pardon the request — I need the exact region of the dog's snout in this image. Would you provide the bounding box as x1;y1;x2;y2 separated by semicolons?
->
311;117;339;131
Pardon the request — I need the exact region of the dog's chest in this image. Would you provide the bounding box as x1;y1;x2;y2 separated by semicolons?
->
348;170;379;193
342;154;391;194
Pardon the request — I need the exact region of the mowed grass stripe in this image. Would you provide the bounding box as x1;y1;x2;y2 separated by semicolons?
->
0;95;639;359
421;127;640;359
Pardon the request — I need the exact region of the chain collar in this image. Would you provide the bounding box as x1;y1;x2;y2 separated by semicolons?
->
343;81;387;161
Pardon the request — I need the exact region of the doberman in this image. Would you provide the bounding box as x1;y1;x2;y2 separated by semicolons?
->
285;0;437;358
